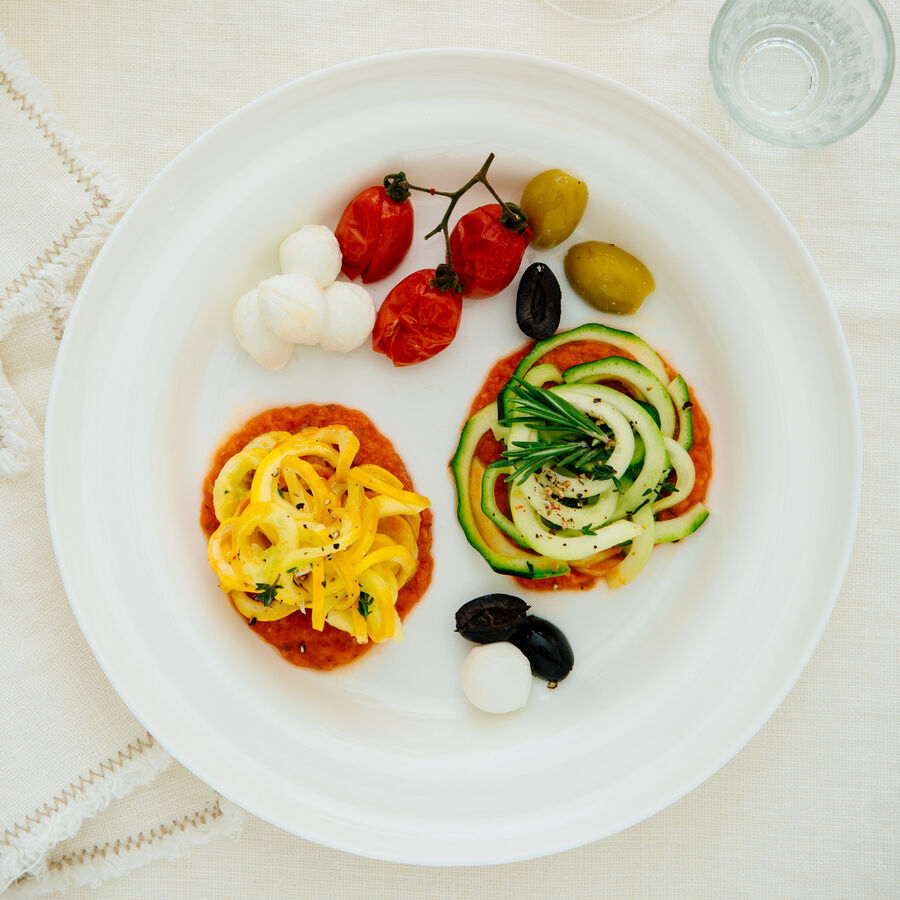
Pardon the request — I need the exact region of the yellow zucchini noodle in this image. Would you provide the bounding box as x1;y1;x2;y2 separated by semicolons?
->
206;425;430;644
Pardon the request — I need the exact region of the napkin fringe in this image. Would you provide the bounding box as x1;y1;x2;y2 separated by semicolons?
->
0;369;35;478
5;798;245;899
0;202;129;344
0;734;172;891
0;36;130;481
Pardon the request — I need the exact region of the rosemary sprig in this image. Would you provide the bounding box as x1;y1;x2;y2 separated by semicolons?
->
500;377;610;441
491;379;614;484
495;440;610;484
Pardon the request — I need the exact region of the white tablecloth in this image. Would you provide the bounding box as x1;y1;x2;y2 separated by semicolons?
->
0;1;897;896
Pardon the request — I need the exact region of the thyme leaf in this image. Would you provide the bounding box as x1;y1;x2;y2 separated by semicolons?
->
254;579;281;608
357;593;373;618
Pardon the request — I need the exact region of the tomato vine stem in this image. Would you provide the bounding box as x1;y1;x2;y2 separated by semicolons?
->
383;153;528;288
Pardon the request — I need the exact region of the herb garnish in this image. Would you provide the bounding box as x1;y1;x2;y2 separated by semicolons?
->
590;464;623;492
254;579;281;608
652;474;678;498
491;378;614;484
357;593;373;618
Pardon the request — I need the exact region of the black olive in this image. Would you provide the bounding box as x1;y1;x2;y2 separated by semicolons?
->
516;263;562;340
455;594;530;643
510;616;574;685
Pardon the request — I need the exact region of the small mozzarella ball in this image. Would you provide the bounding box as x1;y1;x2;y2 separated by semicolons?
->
231;288;293;370
319;282;376;352
257;273;327;345
279;225;342;287
461;642;532;714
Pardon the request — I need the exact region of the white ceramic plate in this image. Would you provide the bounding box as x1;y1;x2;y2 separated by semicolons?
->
45;50;860;865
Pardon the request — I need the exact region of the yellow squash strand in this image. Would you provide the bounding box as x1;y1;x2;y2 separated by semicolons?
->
207;425;429;644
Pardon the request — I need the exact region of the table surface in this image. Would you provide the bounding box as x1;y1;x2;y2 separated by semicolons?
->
1;1;898;897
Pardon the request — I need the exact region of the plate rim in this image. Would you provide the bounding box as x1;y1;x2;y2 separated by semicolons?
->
44;48;862;865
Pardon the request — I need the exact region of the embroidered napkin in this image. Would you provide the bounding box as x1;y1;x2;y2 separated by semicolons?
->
0;37;244;896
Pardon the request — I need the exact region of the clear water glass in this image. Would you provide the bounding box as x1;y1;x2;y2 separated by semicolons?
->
709;0;895;147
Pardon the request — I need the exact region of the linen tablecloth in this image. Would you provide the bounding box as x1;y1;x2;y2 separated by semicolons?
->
1;1;898;897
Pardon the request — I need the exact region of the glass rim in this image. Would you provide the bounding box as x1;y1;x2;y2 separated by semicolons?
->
708;0;896;147
541;0;673;25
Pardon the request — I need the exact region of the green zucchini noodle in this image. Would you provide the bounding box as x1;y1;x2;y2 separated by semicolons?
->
451;324;709;586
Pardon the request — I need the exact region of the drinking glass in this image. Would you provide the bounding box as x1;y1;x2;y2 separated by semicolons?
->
709;0;894;147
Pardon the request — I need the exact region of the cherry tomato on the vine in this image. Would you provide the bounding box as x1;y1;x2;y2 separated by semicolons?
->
449;203;532;299
335;186;414;283
372;269;462;367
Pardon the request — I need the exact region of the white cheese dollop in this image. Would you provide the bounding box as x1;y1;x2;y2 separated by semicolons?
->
461;642;532;714
279;225;342;287
231;288;294;370
257;273;327;345
318;282;376;352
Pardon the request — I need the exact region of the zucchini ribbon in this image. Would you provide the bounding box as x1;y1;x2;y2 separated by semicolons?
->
452;323;709;586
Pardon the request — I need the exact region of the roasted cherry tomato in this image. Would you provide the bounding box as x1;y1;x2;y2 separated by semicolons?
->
449;203;532;299
335;185;414;284
372;268;462;367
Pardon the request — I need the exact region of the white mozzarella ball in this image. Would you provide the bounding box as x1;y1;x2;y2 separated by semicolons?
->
279;225;342;287
257;273;327;345
318;281;376;352
231;288;294;370
461;642;532;714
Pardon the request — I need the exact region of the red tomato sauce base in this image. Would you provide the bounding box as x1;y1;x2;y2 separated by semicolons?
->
201;404;433;670
466;340;712;592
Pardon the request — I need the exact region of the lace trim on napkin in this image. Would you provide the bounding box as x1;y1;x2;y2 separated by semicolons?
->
5;799;244;899
0;735;170;890
0;36;130;480
0;731;246;896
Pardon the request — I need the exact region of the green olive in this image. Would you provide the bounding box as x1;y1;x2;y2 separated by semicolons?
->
563;242;655;315
520;169;588;249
